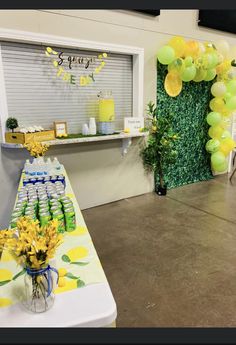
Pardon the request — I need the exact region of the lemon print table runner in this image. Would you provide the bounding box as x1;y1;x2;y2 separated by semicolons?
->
0;167;107;309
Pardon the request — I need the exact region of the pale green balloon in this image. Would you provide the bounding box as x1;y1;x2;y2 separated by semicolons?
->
226;96;236;110
157;45;175;65
180;65;196;82
204;68;216;81
184;56;193;67
211;151;225;166
205;138;220;153
227;80;236;95
193;68;207;82
206;112;222;126
212;160;228;172
211;81;226;98
221;130;231;139
224;92;232;102
207;52;219;68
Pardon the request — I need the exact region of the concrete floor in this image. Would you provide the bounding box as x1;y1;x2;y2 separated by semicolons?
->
82;174;236;327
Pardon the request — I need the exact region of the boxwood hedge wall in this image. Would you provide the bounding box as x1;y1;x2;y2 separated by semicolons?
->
156;63;214;189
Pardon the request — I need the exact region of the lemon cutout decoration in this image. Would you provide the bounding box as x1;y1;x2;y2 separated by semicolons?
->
66;246;88;262
67;226;88;236
0;298;12;308
164;71;182;97
0;269;13;282
54;279;77;294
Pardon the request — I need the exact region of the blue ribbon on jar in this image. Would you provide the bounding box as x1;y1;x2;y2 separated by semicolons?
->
26;265;59;297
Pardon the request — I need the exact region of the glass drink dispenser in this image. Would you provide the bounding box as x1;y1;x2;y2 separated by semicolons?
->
97;90;115;134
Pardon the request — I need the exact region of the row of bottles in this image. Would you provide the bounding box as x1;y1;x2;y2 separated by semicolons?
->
24;157;62;177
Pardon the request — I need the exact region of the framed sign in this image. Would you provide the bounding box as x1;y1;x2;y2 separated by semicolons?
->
54;121;68;137
124;117;144;133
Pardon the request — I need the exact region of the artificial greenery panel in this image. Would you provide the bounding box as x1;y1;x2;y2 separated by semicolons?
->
156;63;214;189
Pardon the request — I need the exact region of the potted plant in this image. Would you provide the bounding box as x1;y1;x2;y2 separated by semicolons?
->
141;101;179;195
6;117;19;133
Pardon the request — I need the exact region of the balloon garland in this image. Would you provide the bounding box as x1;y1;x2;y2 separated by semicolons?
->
157;37;236;173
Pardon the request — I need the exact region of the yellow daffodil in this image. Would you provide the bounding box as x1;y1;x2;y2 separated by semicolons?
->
24;141;49;158
0;217;62;269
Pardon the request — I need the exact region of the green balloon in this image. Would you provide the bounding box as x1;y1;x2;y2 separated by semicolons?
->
212;160;228;172
181;65;196;82
224;92;232;102
184;56;193;67
211;151;225;166
207;53;219;68
206;112;222;126
226;96;236;110
157;45;175;65
204;68;216;81
168;58;183;73
193;68;207;82
227;80;236;95
221;130;231;139
205;138;220;153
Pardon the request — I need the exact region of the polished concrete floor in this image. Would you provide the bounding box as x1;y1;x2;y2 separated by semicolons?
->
82;174;236;327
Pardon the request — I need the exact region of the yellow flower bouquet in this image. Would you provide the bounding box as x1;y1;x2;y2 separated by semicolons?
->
24;141;49;158
0;217;63;313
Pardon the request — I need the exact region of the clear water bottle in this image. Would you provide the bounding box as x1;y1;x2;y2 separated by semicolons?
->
52;157;61;175
46;157;52;176
24;159;30;175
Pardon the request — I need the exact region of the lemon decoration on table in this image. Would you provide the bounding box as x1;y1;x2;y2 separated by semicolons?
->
55;279;77;294
0;298;13;308
164;71;182;97
58;277;66;288
66;246;88;262
124;128;130;133
58;268;67;277
61;246;89;266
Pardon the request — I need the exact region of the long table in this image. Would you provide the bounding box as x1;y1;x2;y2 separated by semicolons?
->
0;167;117;327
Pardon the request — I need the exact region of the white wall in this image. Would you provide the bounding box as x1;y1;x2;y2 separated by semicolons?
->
0;9;235;227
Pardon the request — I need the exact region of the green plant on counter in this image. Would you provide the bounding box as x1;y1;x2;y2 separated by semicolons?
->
6;117;18;133
141;101;179;192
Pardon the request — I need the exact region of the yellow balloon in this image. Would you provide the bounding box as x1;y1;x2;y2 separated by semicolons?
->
208;126;224;139
164;71;182;97
209;97;225;112
184;40;200;58
168;36;186;58
219;137;236;155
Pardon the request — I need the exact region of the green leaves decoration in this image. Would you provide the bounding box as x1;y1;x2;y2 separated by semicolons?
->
77;279;85;288
70;261;89;266
61;254;71;263
65;272;78;280
0;280;11;286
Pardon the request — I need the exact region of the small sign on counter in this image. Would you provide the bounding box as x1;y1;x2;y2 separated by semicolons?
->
124;117;144;133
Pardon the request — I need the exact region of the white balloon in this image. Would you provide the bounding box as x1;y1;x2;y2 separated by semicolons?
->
211;81;227;97
215;40;230;58
228;67;236;79
199;42;206;54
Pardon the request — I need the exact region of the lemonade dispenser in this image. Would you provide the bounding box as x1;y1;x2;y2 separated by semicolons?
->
97;90;115;134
